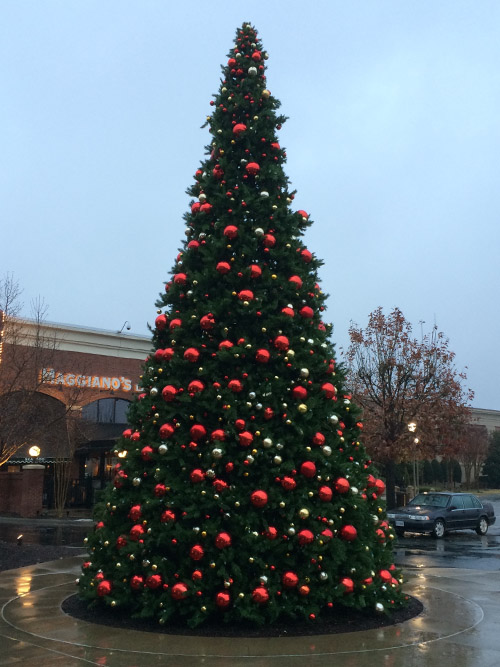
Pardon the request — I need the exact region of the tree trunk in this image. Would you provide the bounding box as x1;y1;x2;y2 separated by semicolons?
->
385;459;397;509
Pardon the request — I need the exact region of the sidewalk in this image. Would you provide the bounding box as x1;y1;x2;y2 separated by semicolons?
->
1;556;499;666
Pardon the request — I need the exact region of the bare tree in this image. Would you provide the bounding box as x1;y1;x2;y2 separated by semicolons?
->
0;274;86;469
345;307;473;507
455;424;489;489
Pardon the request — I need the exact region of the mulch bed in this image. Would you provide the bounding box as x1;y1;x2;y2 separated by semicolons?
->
62;594;423;637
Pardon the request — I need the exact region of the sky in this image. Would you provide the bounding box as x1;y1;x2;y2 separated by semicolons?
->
1;1;499;410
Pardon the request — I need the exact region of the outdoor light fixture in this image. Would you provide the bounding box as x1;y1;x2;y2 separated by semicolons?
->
17;534;23;546
28;445;41;458
407;422;419;495
117;321;131;334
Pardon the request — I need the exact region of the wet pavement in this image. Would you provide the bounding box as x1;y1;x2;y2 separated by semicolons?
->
0;496;499;665
1;557;499;666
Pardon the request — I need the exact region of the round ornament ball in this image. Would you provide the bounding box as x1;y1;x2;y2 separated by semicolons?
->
282;571;299;588
223;225;238;239
341;577;354;594
162;385;177;402
250;490;268;507
215;591;231;608
233;123;247;136
171;582;188;600
190;544;204;561
146;574;162;589
292;386;307;400
252;586;269;604
184;347;200;362
297;529;314;545
335;477;350;494
130;575;144;590
256;348;270;363
97;580;112;597
245;162;260;175
300;461;317;478
248;66;258;76
274;335;289;351
215;532;232;549
319;485;333;502
340;525;357;541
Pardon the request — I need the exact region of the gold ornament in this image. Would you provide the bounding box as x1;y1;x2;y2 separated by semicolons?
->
298;404;307;413
299;508;310;519
262;89;271;98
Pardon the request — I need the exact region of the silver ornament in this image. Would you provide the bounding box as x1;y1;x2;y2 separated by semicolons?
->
260;191;269;197
255;403;263;410
276;443;283;450
248;66;258;76
375;603;384;613
249;392;256;399
263;437;273;447
329;415;339;425
300;368;310;378
322;445;332;456
319;572;329;581
288;527;296;536
246;455;254;463
132;477;141;486
150;387;158;397
273;456;282;465
255;227;264;236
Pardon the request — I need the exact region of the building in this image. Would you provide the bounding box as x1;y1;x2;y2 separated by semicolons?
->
0;314;150;514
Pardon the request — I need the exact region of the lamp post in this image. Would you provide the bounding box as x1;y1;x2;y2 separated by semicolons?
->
408;422;419;495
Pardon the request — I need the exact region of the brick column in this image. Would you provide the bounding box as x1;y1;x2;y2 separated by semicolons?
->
20;464;45;517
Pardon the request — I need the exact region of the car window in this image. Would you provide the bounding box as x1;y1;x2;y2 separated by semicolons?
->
409;494;450;508
462;495;476;509
451;496;465;510
470;496;482;508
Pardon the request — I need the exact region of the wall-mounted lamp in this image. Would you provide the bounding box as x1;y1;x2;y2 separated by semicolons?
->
117;321;131;334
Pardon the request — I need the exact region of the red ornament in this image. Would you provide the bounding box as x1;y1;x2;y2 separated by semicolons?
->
154;483;166;497
169;318;182;330
141;446;153;461
228;379;243;393
215;591;231;608
223;224;239;240
211;429;226;441
192;570;203;581
97;580;112;597
321;528;334;540
238;289;254;302
191;202;201;214
263;233;276;248
200;313;215;330
128;504;142;521
219;340;234;350
297;529;314;545
374;479;386;496
312;432;325;446
159;423;174;439
215;532;231;549
190;424;207;440
281;306;295;317
300;461;317;478
252;586;269;604
366;474;376;487
250;490;268;507
212;164;224;179
256;348;270;363
335;477;350;494
299;306;314;319
130;575;144;590
188;379;205;394
122;428;132;439
146;574;162;589
282;571;299;588
216;261;231;274
274;335;289;351
174;272;187;285
301;249;312;263
130;524;145;541
264;407;274;420
213;478;228;492
171;582;188;600
251;50;262;61
245;162;260;175
319;485;333;502
233;123;247;136
341;577;354;594
184;347;200;362
266;526;278;540
297;209;309;219
155;314;167;330
288;275;303;290
187;240;200;250
379;569;392;583
190;544;204;561
321;382;336;399
116;535;127;549
250;264;262;278
376;528;386;542
162;385;177;401
239;430;253;446
234;418;246;431
340;525;357;541
281;476;296;490
292;386;308;400
190;469;205;483
161;509;176;523
130;431;141;441
200;202;212;214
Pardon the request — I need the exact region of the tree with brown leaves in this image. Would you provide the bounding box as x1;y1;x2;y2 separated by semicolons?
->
345;307;473;507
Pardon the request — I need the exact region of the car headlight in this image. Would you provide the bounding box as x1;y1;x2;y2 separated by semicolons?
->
408;515;430;521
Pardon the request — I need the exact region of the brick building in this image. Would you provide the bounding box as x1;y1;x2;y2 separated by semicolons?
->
0;315;150;515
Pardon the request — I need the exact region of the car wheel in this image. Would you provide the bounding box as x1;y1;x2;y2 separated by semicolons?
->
432;519;446;539
395;528;405;538
476;517;489;536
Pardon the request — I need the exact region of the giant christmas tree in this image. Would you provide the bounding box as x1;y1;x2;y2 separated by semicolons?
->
79;23;405;628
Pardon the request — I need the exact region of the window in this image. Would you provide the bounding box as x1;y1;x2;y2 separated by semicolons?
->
451;496;465;510
82;398;131;424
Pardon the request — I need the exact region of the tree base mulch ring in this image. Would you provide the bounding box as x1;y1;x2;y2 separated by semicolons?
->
62;594;423;637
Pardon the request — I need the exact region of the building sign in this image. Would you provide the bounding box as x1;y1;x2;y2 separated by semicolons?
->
40;368;142;393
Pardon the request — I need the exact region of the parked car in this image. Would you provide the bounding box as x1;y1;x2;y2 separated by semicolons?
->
387;492;496;538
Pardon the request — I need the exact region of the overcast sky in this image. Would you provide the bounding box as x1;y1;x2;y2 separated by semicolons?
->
2;1;499;409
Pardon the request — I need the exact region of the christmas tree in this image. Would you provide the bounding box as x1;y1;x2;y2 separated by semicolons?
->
78;23;405;628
